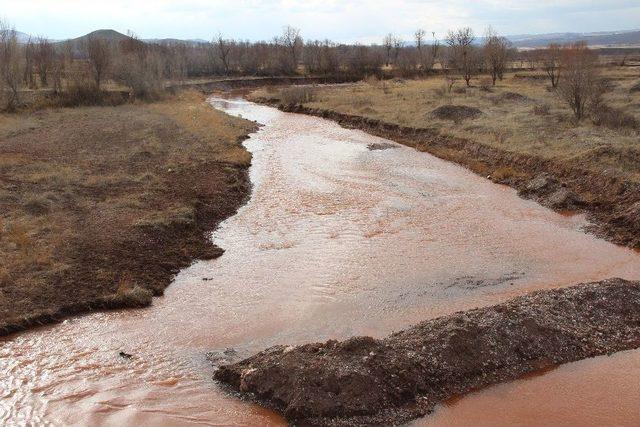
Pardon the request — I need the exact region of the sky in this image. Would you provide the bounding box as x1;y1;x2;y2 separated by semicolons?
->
2;0;640;43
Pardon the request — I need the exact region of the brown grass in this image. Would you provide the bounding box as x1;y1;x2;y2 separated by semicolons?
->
0;90;256;334
251;67;640;182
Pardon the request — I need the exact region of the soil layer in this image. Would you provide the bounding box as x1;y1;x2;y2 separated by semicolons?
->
214;278;640;426
256;101;640;250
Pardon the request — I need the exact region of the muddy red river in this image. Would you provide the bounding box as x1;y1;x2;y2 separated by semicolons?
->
2;97;640;426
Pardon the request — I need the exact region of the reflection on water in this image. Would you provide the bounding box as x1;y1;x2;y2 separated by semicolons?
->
416;349;640;427
2;97;640;426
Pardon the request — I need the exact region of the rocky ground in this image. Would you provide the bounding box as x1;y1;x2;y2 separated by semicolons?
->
214;278;640;426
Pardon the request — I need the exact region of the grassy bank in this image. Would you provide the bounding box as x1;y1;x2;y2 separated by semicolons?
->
250;68;640;248
0;91;257;335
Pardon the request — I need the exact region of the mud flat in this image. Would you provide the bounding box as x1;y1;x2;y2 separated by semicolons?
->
215;278;640;426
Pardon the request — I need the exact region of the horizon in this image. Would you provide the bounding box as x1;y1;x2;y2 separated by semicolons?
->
2;0;640;43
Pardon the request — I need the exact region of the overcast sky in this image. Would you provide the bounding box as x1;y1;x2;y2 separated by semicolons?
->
2;0;640;42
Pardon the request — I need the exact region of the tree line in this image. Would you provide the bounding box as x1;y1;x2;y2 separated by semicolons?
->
1;20;606;119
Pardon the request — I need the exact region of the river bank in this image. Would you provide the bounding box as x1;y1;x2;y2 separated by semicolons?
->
215;278;640;426
248;72;640;250
254;101;640;250
0;91;256;335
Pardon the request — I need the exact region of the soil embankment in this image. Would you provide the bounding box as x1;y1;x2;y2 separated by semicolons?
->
215;278;640;426
254;101;640;249
0;92;256;335
168;75;360;93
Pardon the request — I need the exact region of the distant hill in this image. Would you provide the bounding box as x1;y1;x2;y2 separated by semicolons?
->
144;38;209;46
0;29;33;43
61;29;132;45
509;30;640;48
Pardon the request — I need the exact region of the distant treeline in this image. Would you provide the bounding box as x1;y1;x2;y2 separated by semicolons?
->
0;20;628;114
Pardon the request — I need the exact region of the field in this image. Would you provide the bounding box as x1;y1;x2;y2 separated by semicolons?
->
0;91;256;334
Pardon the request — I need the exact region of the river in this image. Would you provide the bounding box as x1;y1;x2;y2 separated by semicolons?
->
2;97;639;426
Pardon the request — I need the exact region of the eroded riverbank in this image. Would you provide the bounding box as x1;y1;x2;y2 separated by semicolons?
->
2;97;640;425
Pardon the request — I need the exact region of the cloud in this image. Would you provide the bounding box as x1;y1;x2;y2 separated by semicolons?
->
1;0;639;42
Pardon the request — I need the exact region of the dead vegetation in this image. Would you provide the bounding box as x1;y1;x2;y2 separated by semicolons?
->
430;104;482;122
0;91;256;334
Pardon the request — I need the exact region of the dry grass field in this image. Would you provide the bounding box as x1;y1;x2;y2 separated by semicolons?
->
252;67;640;182
0;91;256;334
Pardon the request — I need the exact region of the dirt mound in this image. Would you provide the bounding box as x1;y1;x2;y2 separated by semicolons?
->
214;279;640;426
430;105;482;122
495;92;530;103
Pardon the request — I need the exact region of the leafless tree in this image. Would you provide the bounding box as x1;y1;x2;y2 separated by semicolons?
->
392;36;403;64
383;33;394;66
278;25;303;74
23;37;36;88
0;20;23;111
87;37;111;88
35;36;54;86
557;42;601;120
483;27;510;85
541;43;562;88
215;33;232;75
446;27;478;86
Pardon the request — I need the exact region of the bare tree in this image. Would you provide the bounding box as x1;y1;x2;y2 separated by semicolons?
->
23;37;37;88
215;33;232;75
483;27;510;85
383;33;394;66
446;27;478;86
279;25;303;74
392;36;404;65
557;42;601;120
87;37;111;88
0;20;23;111
415;29;425;52
541;43;562;88
35;36;54;86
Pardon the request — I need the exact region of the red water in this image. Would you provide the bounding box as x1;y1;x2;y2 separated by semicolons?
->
1;97;639;426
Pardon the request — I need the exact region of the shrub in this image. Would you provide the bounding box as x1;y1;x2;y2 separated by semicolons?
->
479;78;493;92
430;105;482;123
280;86;316;106
533;104;551;116
590;102;639;130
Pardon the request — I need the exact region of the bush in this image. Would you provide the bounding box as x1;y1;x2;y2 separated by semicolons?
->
590;102;639;130
533;104;551;116
280;86;316;106
430;105;482;123
479;78;493;92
